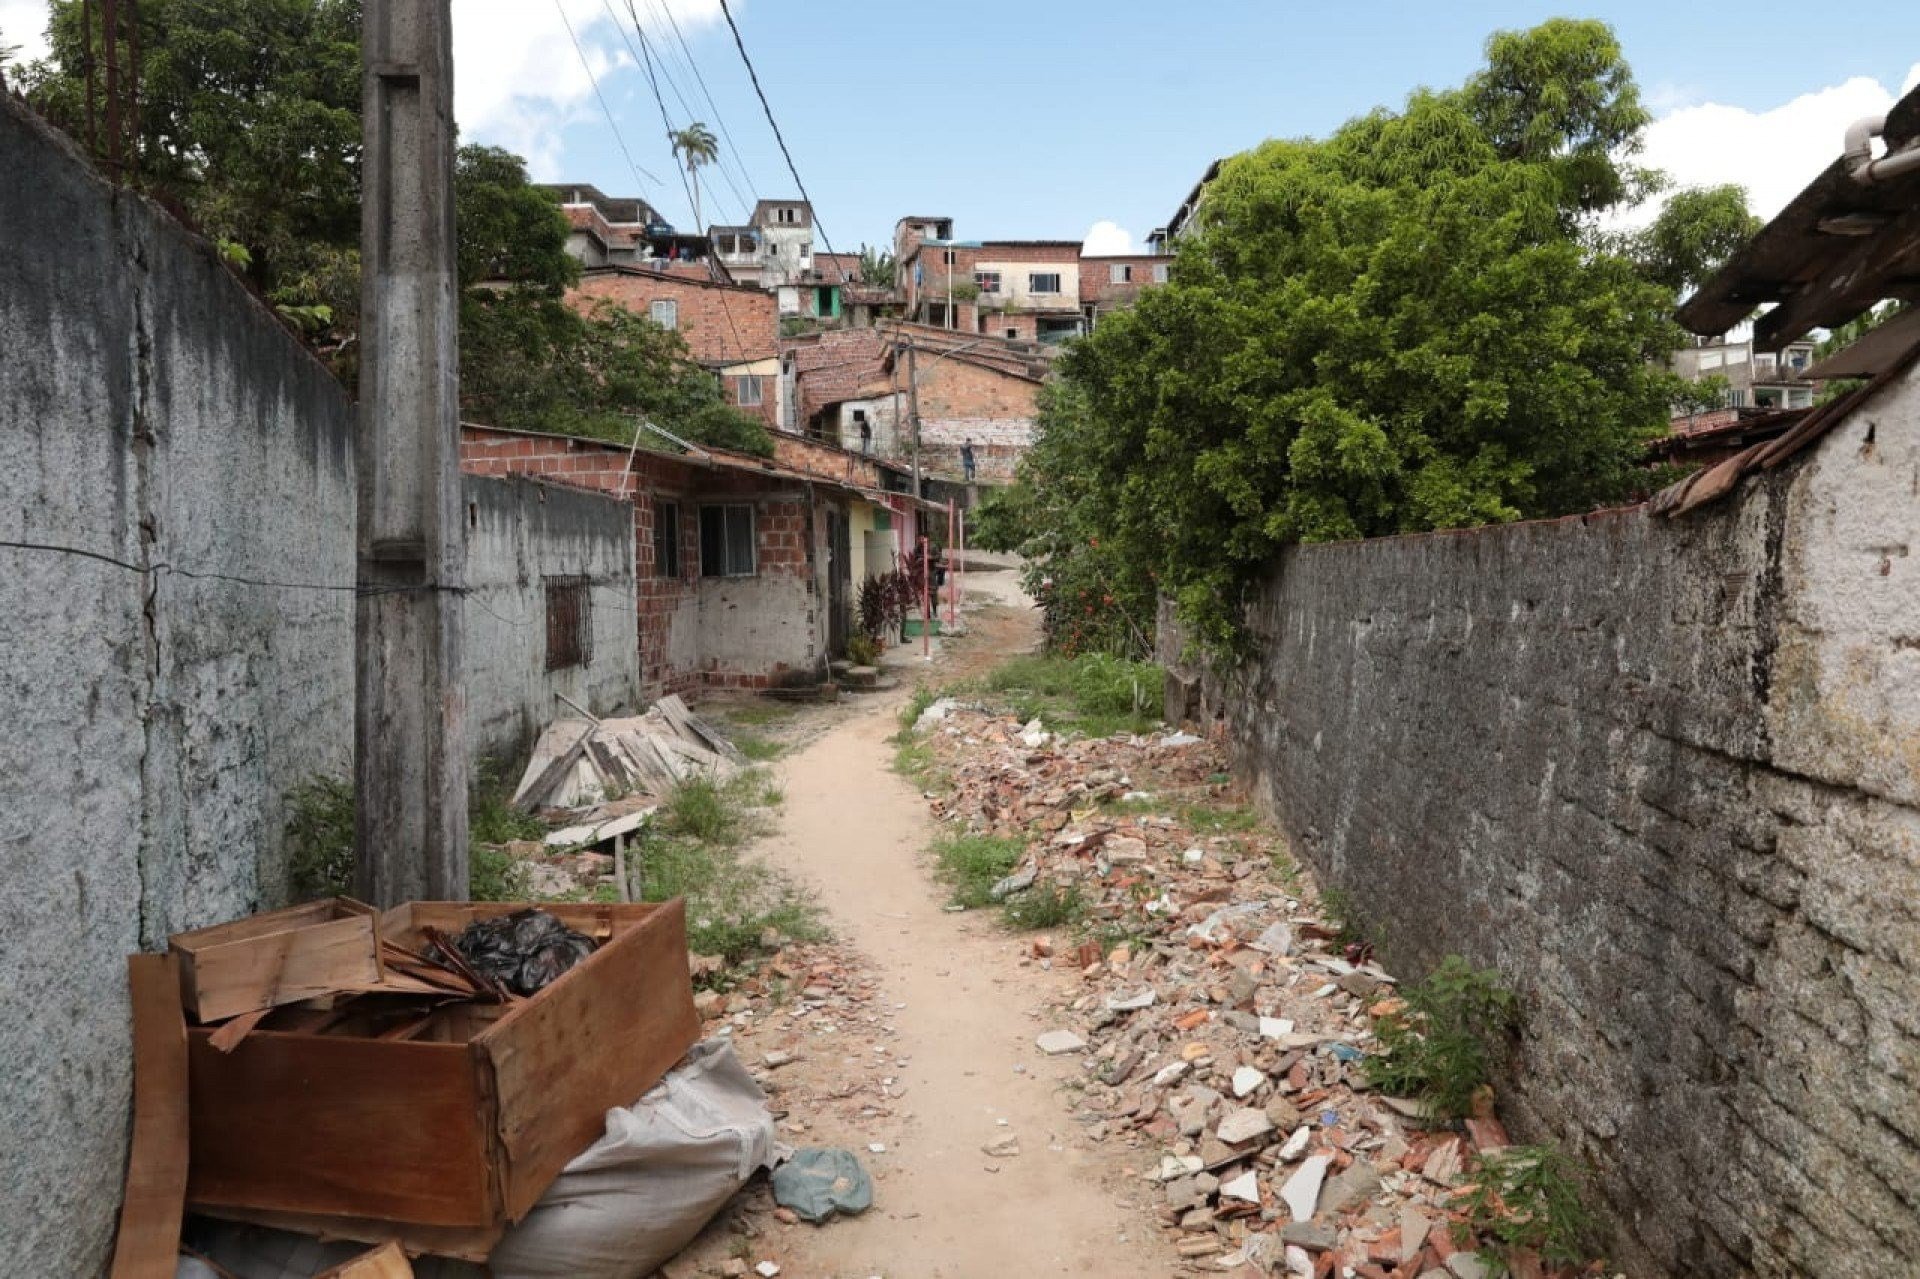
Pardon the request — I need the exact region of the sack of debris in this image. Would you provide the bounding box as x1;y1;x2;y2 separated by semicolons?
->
189;1038;777;1279
485;1036;778;1278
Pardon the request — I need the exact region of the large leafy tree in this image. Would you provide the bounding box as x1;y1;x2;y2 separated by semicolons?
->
18;0;767;454
1017;19;1704;653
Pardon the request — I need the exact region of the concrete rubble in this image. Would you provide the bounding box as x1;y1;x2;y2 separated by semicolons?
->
910;704;1601;1278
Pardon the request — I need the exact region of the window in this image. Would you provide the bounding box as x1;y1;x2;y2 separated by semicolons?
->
649;298;678;329
1028;272;1061;293
1005;328;1018;339
700;504;755;577
941;249;958;267
974;270;1001;293
654;502;681;578
735;374;764;407
1788;348;1810;371
1152;262;1169;283
544;576;591;670
1109;263;1132;284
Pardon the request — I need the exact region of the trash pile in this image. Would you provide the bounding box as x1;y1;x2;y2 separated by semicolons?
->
513;695;744;810
913;707;1592;1279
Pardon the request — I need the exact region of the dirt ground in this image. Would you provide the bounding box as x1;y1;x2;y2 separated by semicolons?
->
669;562;1179;1278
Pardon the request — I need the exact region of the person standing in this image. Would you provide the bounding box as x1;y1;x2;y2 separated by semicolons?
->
961;437;977;482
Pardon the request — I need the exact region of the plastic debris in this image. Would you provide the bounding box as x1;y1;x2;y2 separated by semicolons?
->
770;1147;874;1223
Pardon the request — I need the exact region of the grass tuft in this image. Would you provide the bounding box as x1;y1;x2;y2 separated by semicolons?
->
1002;881;1088;930
1363;954;1519;1119
980;653;1162;738
1451;1144;1595;1270
932;832;1025;909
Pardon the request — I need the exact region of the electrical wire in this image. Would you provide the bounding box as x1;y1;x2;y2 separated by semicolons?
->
616;0;755;233
0;538;463;598
554;0;664;190
605;0;699;226
715;0;846;282
642;0;761;212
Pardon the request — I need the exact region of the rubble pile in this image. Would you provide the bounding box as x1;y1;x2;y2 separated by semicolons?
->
916;707;1594;1279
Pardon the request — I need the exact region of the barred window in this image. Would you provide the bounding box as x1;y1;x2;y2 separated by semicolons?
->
654;501;681;578
544;576;591;670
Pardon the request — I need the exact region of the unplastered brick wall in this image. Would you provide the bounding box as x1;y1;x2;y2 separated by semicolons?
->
570;268;777;365
1164;372;1920;1277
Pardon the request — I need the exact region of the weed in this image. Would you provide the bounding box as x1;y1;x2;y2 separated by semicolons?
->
470;767;544;844
713;700;800;729
638;834;824;964
660;776;742;845
731;731;785;762
1451;1145;1594;1270
1363;955;1519;1119
1319;886;1366;949
981;653;1161;737
470;841;534;901
1084;919;1151;955
285;777;356;899
1002;881;1088;930
723;769;784;810
846;633;882;667
892;736;950;792
1178;800;1260;835
899;685;938;732
932;832;1025;909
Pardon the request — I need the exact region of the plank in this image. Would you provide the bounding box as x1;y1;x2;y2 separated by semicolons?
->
111;953;190;1279
171;900;383;1023
190;1206;501;1265
510;721;596;810
186;1033;494;1227
207;1006;272;1055
477;898;699;1220
314;1241;414;1279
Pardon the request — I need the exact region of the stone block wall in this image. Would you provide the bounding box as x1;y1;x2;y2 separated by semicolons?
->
0;98;356;1275
1166;369;1920;1276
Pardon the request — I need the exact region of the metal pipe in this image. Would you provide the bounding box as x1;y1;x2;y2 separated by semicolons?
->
1844;113;1920;185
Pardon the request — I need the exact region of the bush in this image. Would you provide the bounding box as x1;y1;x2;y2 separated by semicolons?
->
285;777;356;900
1451;1144;1594;1268
1002;881;1087;930
984;653;1162;736
1364;955;1519;1119
932;832;1025;909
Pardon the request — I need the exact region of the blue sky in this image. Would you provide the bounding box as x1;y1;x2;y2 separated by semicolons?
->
5;1;1918;251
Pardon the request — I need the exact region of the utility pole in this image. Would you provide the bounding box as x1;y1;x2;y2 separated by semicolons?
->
354;0;468;906
904;339;923;500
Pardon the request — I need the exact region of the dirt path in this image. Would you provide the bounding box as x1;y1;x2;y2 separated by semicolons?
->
683;568;1174;1278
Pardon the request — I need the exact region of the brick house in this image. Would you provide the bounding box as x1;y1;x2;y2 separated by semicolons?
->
569;265;783;428
460;424;927;694
1079;255;1170;329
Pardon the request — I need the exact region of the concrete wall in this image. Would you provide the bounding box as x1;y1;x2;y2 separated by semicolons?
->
1166;369;1920;1276
463;476;641;767
0;99;356;1275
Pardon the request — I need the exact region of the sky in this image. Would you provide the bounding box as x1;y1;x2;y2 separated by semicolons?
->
4;1;1919;255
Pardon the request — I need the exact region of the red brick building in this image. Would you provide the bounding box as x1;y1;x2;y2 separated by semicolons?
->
1079;255;1170;328
461;424;914;694
568;266;783;428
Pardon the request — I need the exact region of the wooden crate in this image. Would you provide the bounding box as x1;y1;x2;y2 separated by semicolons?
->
185;899;700;1242
170;898;383;1023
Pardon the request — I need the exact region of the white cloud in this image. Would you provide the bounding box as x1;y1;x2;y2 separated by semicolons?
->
1619;65;1920;229
453;0;724;183
0;0;53;65
1082;219;1133;256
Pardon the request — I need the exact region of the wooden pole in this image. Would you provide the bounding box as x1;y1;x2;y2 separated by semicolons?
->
354;0;469;906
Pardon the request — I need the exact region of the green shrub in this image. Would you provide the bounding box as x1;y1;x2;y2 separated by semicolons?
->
1451;1144;1594;1269
1364;955;1519;1119
932;832;1025;909
285;777;356;900
661;776;741;845
1002;881;1087;930
983;653;1161;737
471;841;533;901
898;685;938;733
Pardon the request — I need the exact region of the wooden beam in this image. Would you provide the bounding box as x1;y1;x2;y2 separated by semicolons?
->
1755;201;1920;350
110;954;189;1279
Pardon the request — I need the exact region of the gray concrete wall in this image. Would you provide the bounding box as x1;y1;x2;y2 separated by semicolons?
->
1167;366;1920;1277
463;475;641;767
0;98;355;1274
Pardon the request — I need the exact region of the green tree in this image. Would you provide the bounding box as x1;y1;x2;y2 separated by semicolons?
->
668;122;718;230
20;0;363;327
1634;184;1761;297
456;144;579;293
1023;20;1687;654
857;243;896;288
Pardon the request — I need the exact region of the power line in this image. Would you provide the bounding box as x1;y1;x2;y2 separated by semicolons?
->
0;538;460;598
554;0;663;190
715;0;845;282
605;0;699;225
642;0;761;212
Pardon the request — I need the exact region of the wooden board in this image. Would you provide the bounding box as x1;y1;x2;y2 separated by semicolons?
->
186;1033;495;1226
111;953;190;1279
477;898;700;1220
171;899;383;1023
314;1240;414;1278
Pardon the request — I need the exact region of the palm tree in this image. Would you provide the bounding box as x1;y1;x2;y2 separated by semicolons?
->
668;123;719;232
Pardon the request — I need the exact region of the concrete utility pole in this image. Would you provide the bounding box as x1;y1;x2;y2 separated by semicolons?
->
354;0;468;906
